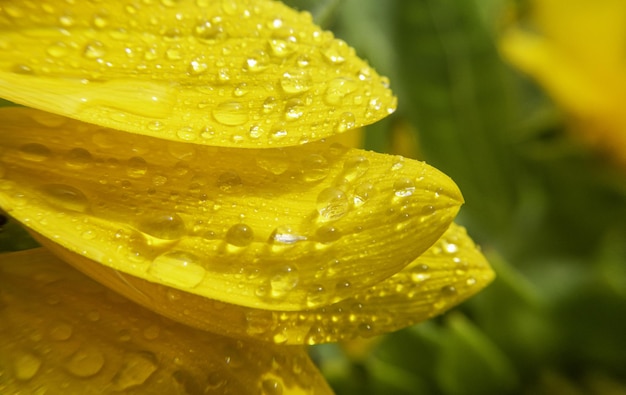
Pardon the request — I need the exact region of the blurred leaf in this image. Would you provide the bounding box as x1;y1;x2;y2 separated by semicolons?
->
394;0;519;241
436;313;519;395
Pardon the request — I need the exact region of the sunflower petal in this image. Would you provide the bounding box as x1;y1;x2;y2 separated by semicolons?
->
0;248;333;395
0;107;462;311
0;0;395;147
39;223;493;345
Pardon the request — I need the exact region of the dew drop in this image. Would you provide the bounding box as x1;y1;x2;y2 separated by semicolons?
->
148;251;205;288
225;223;254;247
342;155;370;181
46;42;68;58
217;171;242;192
269;226;306;244
126;156;148;177
40;184;89;213
243;51;269;72
188;58;208;75
441;285;458;298
316;224;341;243
280;70;312;94
213;101;248;126
138;213;186;240
256;149;289;174
142;325;160;340
284;99;305;121
353;182;375;206
83;40;106;59
269;266;299;298
306;285;326;308
300;154;329;182
316;187;349;221
393;178;416;197
336;112;356;133
263;96;277;114
193;19;223;43
324;77;358;105
19;143;51;162
64;148;93;168
14;352;42;381
65;347;105;377
261;378;284;395
268;38;295;58
321;39;350;64
112;351;158;391
49;322;73;341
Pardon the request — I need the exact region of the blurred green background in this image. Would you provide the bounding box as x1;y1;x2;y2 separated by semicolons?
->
2;0;626;394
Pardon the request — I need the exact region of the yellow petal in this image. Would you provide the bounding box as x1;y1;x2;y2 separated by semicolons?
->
0;107;462;311
0;0;395;148
44;222;492;345
0;248;333;395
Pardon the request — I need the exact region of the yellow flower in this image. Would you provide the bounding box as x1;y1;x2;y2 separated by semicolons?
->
500;0;626;168
0;0;494;393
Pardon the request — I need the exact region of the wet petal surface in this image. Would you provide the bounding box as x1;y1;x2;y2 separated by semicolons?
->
0;107;462;311
0;0;395;147
0;248;333;395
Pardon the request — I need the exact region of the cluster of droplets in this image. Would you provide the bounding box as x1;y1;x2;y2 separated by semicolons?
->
2;255;326;395
0;0;396;147
0;110;458;313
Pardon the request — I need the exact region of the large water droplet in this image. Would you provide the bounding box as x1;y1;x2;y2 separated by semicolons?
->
65;347;105;377
213;101;248;126
49;322;74;341
19;143;51;162
316;187;349;221
280;70;312;94
268;38;295;58
393;178;416;197
126;156;148;178
342;155;369;181
112;351;158;391
14;352;42;381
217;171;242;192
243;51;269;72
269;226;306;245
225;223;254;247
138;213;186;240
64;148;93;168
148;251;205;288
193;19;224;43
41;184;89;213
324;77;358;105
269;266;299;298
353;183;375;206
300;154;329;182
261;377;284;395
336;112;356;133
321;39;350;64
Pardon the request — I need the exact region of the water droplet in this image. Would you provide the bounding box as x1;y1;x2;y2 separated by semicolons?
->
19;143;51;162
14;352;42;381
336;112;356;133
441;285;457;298
256;149;289;174
280;70;312;94
342;155;370;181
188;58;208;75
316;187;349;221
40;184;89;213
217;171;242;192
138;213;186;240
243;50;269;72
83;40;106;59
49;322;73;341
296;55;310;68
126;156;148;178
300;154;329;182
213;101;248;126
268;38;295;58
112;351;158;391
263;96;277;114
64;148;93;168
225;223;254;247
353;183;375;206
148;251;205;288
269;266;299;298
91;12;110;28
284;99;305;121
321;39;350;64
444;242;458;254
142;325;160;340
269;226;306;244
234;82;248;97
316;224;341;243
393;178;415;197
46;41;69;58
193;19;223;43
261;378;284;395
65;347;105;377
324;77;358;105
